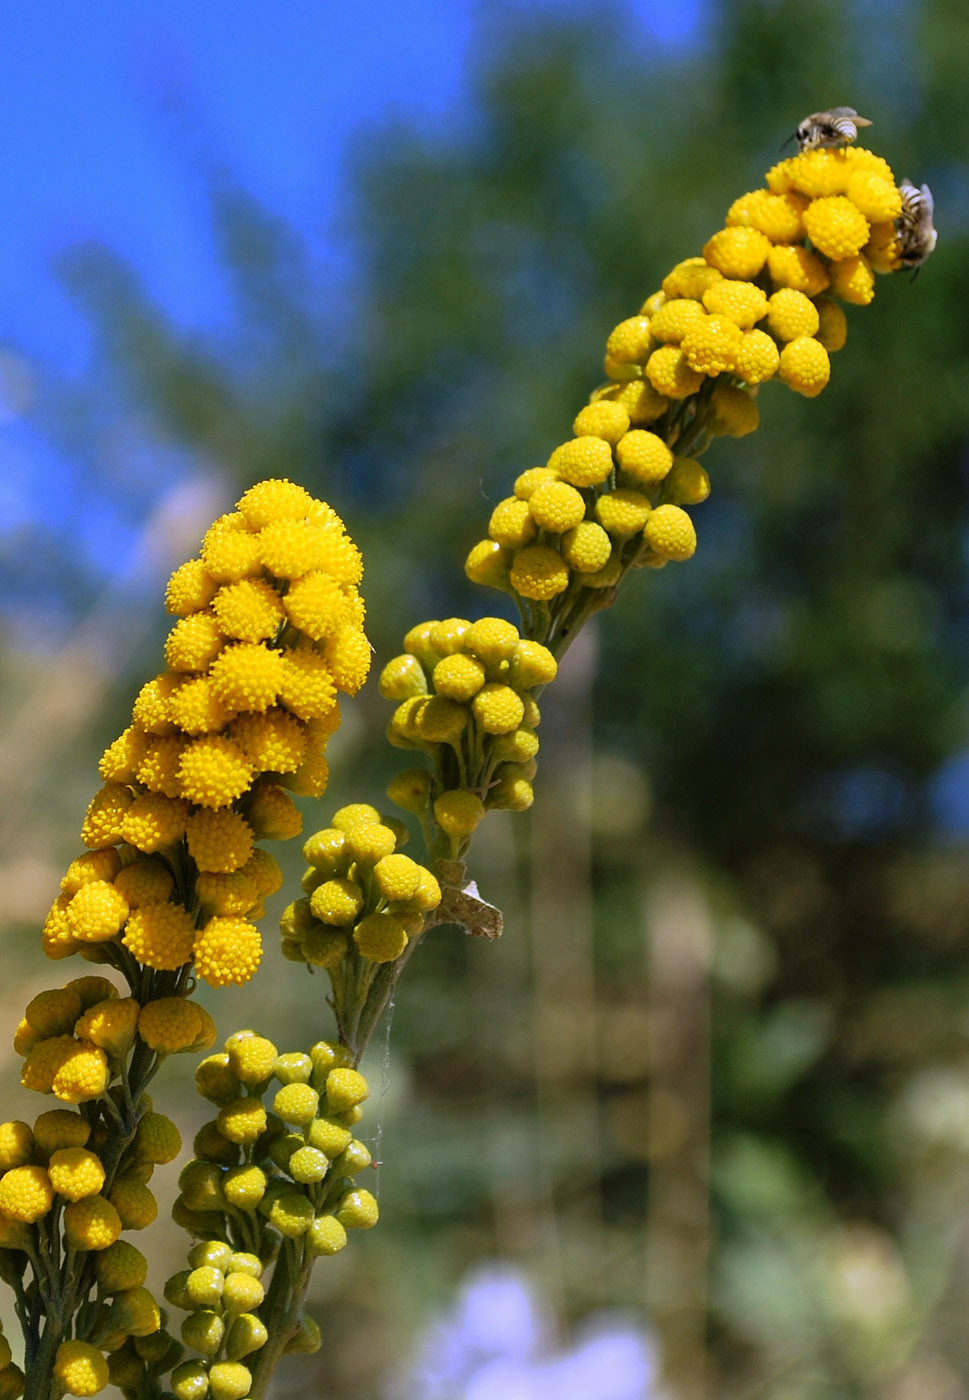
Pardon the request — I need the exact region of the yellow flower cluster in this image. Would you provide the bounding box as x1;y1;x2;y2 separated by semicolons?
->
464;139;917;590
40;479;367;993
282;805;441;975
379;616;553;838
14;975;215;1104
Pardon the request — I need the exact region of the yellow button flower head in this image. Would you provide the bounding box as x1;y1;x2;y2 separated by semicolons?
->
471;683;525;735
66;882;129;944
197;871;259;918
121;793;190;854
846;169;902;222
202;521;263;584
123;901;195;970
734;329;780;385
138;997;207;1054
209;643;286;714
767;244;830;295
726;188;807;242
48;1148;106;1201
828;253;876;305
710;382;760;437
132;674;178;735
645;345;705;399
0;1122;33;1169
81;784;134;848
167;676;234;736
105;1284;161;1337
372;853;423;903
26;987;83;1037
245;783;302;840
165;613;225;673
573;400;630;444
509;545;570;600
489;497;537;548
803;195;870;260
237;477;315;529
616;429;674;484
136;736;188;798
61;849;122;897
703;226;771;280
277;648;338;720
133;1111;182;1164
53;1341;109;1397
107;1176;158;1230
99;726;150;784
311;877;365;926
323;624;372;696
194;917;263;988
273;1082;320;1127
212;577;286;643
815;297;848;351
432;653;486;703
283;571;348;641
662;256;723;300
335;1187;379;1230
0;1165;54;1222
701;278;769;328
682;314;744;375
434;790;486;838
605;315;653;364
43;896;82;960
227;1034;278;1085
165;558;218;617
308;1214;348;1256
464;616;521;671
527;481;586;533
649;298;707;344
33;1108;91;1154
767;288;821;341
345;822;397;865
644;505;698;561
546;436;613;487
113;858;174;908
177;735;254;809
185;808;254;874
353;912;408;962
664;457;711;506
74;998;140;1058
240;847;283;896
778;337;831;396
602;378;669;425
52;1042;110;1104
562;521;612;573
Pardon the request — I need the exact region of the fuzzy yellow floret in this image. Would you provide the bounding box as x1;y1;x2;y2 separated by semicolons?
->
710;382;760;438
615;429;674;484
434;790;486;839
74;998;140;1058
48;1148;106;1201
828;253;875;306
372;853;423;903
62;848;122;897
546;436;614;488
767;288;820;341
227;1035;278;1086
663;457;711;506
726;188;807;243
107;1177;158;1230
814;297;848;352
258;519;354;583
284;571;351;642
310;878;364;926
65;882;129;944
81;784;135;849
123;903;196;971
511;467;556;500
602;378;669;425
784;148;853;198
0;1122;33;1169
178;736;254;809
42;895;80;960
0;1165;53;1222
803;195;870;260
277;648;338;721
209;644;286;714
133;1111;181;1165
237;478;314;530
512;637;559;688
341;823;396;867
472;683;525;735
562;521;612;573
67;975;119;1009
324;625;372;695
33;1109;91;1154
325;1067;369;1112
236;849;281;899
527;481;586;533
285;743;330;798
51;1042;110;1104
202;525;263;585
573;401;630;444
648;298;707;344
766;244;830;295
64;1195;123;1250
778;337;831;397
643;505;697;561
846;170;902;222
164;614;226;673
121;794;189;854
353;912;407;963
487;767;535;811
432;654;485;703
429;618;471;656
605;315;653;364
137;998;207;1054
701;278;768;329
271;1083;319;1128
20;1035;74;1092
194;917;262;989
211;578;285;645
734;329;780;385
245;783;302;840
464;617;520;669
681;314;744;375
111;863;171;914
54;1340;109;1397
379;654;427;701
137;736;188;799
703;226;770;280
185;809;255;874
165;559;218;617
662;257;723;300
99;726;150;784
509;545;570;600
644;346;704;399
131;674;178;736
488;496;537;548
595;488;651;538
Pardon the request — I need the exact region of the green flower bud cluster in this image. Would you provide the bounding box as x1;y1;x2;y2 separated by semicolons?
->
283;804;442;982
106;1326;184;1396
380;616;554;852
166;1241;267;1400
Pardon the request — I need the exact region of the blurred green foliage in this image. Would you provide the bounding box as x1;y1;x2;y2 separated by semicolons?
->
6;2;969;1396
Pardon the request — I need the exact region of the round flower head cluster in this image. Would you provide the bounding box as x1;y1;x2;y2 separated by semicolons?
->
164;1240;271;1400
380;616;553;837
464;133;929;598
39;479;368;993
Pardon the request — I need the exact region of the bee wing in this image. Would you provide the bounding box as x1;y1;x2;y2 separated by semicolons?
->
918;183;935;218
850;114;874;128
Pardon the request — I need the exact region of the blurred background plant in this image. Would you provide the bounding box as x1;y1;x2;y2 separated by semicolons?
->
1;1;968;1397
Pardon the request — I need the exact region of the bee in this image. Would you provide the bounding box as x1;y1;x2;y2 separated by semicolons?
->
788;106;873;151
894;179;937;271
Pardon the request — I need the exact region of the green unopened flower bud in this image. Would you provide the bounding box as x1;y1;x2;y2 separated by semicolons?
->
325;1068;369;1113
188;1241;233;1272
273;1083;319;1127
307;1215;348;1256
186;1266;225;1308
133;1328;178;1365
178;1162;227;1213
330;1140;372;1176
171;1360;210;1400
227;1035;278;1086
225;1313;269;1362
193;1121;240;1166
279;897;316;942
283;1315;321;1355
335;1188;379;1230
302;928;347;968
207;1362;253;1400
305;1117;352;1157
386;768;433;815
273;1053;313;1085
223;1165;267;1211
288;1146;329;1184
0;1364;24;1400
268;1132;304;1171
180;1309;225;1358
164;1270;193;1311
226;1252;262;1278
195;1055;240;1106
222;1272;265;1315
107;1342;145;1392
269;1191;315;1238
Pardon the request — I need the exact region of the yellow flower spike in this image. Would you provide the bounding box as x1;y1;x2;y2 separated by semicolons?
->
803;195;870;259
489;496;538;548
527;480;586;534
120;793;190;854
616;429;674;484
122;903;196;971
703;226;771;280
47;1148;106;1202
0;1122;34;1169
648;298;707;344
53;1341;110;1398
662;256;723;300
434;791;486;843
509;544;571;600
81;783;135;849
562;521;612;573
778;337;832;397
828;253;876;305
645;345;705;399
734;329;780;385
138;998;206;1055
33;1109;91;1154
353;912;408;962
766;243;830;295
643;505;698;562
25;987;83;1038
74;998;140;1058
194;917;263;989
546;435;614;487
815;297;848;351
95;1239;150;1293
164;558;218;616
663;457;712;507
185;808;255;874
51;1041;111;1104
61;849;122;897
0;1165;54;1222
98;725;150;783
112;858;174;909
164;613;226;673
572;400;630;444
766;288;821;341
245;782;302;840
471;682;525;735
